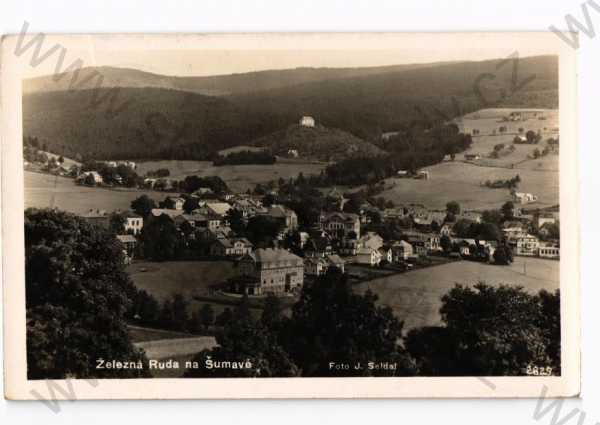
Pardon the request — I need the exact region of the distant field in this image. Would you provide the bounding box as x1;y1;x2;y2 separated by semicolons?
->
375;108;559;210
24;157;327;212
24;171;162;214
354;257;559;331
457;108;559;170
378;160;558;210
134;160;326;192
217;145;266;156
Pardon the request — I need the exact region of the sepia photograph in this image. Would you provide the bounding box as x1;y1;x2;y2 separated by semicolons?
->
1;31;579;398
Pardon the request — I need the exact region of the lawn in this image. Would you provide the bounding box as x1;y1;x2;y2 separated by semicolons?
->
377;160;558;210
133;159;327;192
24;171;162;214
127;261;237;302
354;257;559;332
126;260;261;321
127;324;198;343
457;109;559;169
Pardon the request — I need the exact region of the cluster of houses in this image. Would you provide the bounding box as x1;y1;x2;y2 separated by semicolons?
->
78;182;560;297
502;212;560;258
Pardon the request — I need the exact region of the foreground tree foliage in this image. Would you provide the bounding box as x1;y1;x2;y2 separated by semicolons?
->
284;270;416;376
25;208;149;379
405;283;560;376
185;295;299;378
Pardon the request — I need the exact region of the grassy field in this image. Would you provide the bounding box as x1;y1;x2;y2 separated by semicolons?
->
126;260;257;321
128;325;198;343
24;156;327;213
25;171;163;214
378;161;558;210
375;108;559;210
354;257;559;332
127;261;237;301
134;159;326;192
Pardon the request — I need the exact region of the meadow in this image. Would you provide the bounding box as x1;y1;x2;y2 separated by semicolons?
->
25;171;162;214
24;155;327;213
354;257;559;331
126;261;237;302
134;159;326;192
126;260;256;320
376;108;559;210
378;160;558;210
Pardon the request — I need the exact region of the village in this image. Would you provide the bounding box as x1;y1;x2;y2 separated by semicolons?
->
19;45;565;383
23;114;560;304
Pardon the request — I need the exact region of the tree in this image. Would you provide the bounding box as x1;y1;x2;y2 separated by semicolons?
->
199;304;215;330
245;215;284;248
452;219;473;238
525;129;540;144
159;293;189;331
440;234;452;253
128;289;160;325
226;208;246;235
473;222;501;241
109;212;126;234
501;201;515;221
215;307;234;327
140;214;181;261
183;196;200;214
446;201;461;216
84;173;96;186
261;294;283;329
481;209;503;226
184;295;298;378
493;244;513;265
283;270;416;376
536;289;561;373
131;194;157;218
407;283;558;376
25;209;148;379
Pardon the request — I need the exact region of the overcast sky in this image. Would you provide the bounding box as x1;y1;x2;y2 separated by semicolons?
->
20;33;561;78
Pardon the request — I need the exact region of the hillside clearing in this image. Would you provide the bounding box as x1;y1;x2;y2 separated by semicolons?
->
377;161;558;210
354;257;559;331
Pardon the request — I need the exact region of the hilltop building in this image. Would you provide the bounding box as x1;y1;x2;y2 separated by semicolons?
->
299;116;315;127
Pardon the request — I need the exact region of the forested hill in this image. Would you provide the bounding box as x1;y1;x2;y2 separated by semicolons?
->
230;55;558;140
22;87;381;161
251;124;384;162
22;88;287;160
22;55;558;161
22;62;457;97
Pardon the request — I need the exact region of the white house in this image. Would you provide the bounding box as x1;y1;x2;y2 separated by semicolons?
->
389;240;414;261
77;171;103;184
209;238;253;257
122;212;143;235
165;196;185;210
514;234;540;256
513;192;538;204
355;247;382;266
539;245;560;259
299;116;315;127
